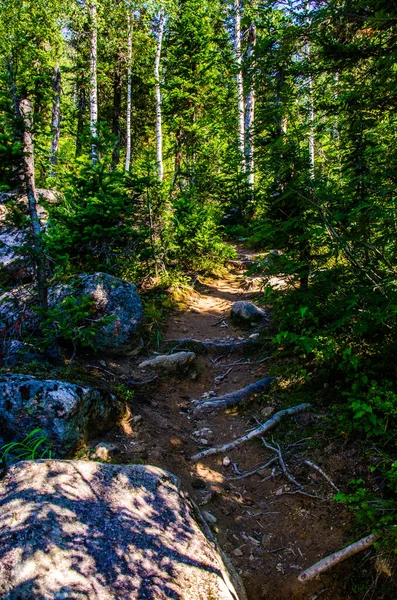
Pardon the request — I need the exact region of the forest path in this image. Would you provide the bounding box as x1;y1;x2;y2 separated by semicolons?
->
92;247;353;600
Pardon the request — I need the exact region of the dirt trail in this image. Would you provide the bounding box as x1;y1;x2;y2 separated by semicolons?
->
93;252;355;600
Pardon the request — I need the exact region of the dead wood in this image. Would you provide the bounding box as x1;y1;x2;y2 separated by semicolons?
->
192;377;275;414
298;533;381;583
191;403;311;462
304;460;340;492
228;457;278;480
261;438;302;488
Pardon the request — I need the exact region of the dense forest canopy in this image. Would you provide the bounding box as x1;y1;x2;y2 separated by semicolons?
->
1;0;397;593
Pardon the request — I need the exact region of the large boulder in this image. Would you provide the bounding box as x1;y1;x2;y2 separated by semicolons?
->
0;284;36;334
0;273;144;352
0;190;52;281
231;300;267;323
139;351;196;373
51;272;143;351
0;460;245;600
0;374;125;456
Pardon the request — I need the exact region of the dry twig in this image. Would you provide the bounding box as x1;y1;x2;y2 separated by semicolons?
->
261;437;302;488
228;457;278;480
304;460;340;492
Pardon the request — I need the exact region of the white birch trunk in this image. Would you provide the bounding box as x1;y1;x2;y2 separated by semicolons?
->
90;2;98;164
125;10;132;172
49;62;61;176
245;22;256;188
306;43;315;179
154;9;165;182
234;0;245;168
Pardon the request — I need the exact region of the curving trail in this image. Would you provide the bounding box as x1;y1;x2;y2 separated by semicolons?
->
90;251;353;600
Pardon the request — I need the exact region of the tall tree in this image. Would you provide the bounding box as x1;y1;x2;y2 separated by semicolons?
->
49;62;61;175
245;19;256;188
125;9;133;172
233;0;245;169
89;1;98;163
154;8;165;181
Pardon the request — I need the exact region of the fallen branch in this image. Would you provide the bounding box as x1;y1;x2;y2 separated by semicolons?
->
192;377;275;414
228;457;278;480
304;460;340;493
191;403;311;462
298;533;381;583
262;438;302;488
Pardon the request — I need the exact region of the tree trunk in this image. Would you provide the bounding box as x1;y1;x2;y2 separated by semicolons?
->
245;22;256;189
19;98;48;311
75;85;86;158
89;2;98;164
234;0;245;169
306;43;315;179
125;10;132;172
111;61;122;169
49;62;61;176
154;9;165;182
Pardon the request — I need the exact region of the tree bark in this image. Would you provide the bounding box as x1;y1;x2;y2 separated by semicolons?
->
298;533;380;583
191;403;311;462
245;22;256;189
154;9;165;181
49;62;61;176
89;2;98;164
19;98;48;311
111;61;122;169
75;85;86;157
125;10;132;172
306;42;315;179
192;377;275;414
234;0;245;169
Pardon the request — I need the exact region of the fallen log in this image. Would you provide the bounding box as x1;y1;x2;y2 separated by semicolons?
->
192;377;275;415
164;337;265;355
191;403;311;462
298;533;380;583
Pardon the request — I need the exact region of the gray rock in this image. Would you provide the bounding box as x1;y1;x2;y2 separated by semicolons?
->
202;510;218;525
231;301;266;323
0;273;143;351
0;191;53;281
0;460;243;600
91;442;117;462
50;272;143;351
0;285;37;333
0;340;43;366
139;351;196;373
0;374;125;457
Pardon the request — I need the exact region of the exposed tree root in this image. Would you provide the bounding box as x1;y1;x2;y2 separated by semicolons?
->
192;377;275;414
164;337;265;355
298;533;381;583
191;403;311;462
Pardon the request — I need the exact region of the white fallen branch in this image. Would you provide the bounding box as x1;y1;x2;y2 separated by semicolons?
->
191;403;311;462
261;438;302;488
228;457;278;480
304;460;340;492
298;533;381;583
192;377;275;414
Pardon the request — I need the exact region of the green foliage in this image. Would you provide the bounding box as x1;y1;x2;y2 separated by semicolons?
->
39;294;115;354
171;188;236;271
1;429;53;464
